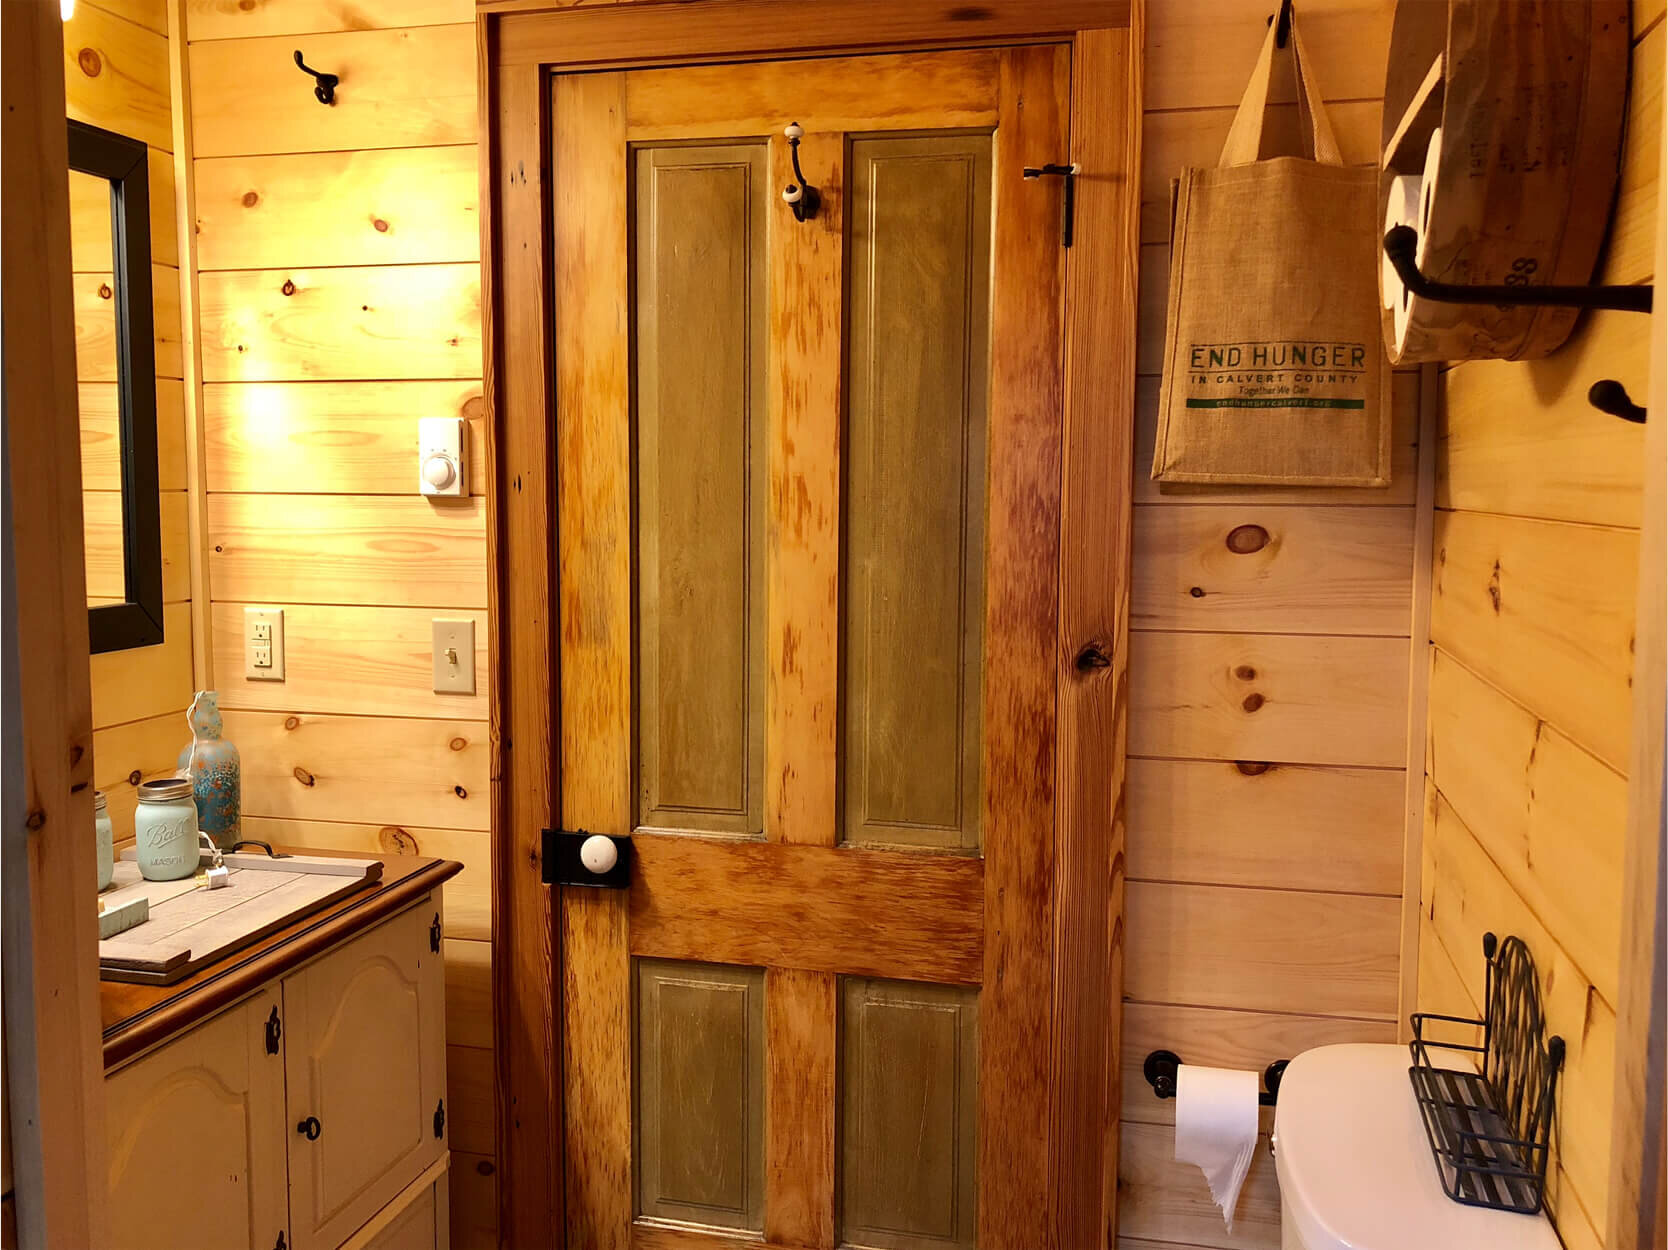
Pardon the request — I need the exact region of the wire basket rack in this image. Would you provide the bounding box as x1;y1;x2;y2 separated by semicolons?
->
1407;932;1565;1214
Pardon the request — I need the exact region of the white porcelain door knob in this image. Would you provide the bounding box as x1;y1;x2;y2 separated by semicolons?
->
579;834;619;875
423;454;457;490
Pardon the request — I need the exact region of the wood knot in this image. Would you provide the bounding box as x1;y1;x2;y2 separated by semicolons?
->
77;48;102;77
238;0;255;9
280;279;296;296
947;4;994;17
293;766;316;787
378;826;418;855
475;1159;496;1176
1189;586;1206;598
214;544;224;552
449;737;468;752
242;191;260;207
97;283;113;300
1234;665;1257;681
372;217;389;233
1226;524;1270;554
1074;645;1111;672
127;769;142;786
1487;560;1502;613
283;715;301;730
453;785;468;799
1242;692;1265;713
1235;761;1273;776
25;809;45;831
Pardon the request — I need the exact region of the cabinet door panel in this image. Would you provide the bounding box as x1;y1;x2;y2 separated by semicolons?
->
285;899;446;1250
106;987;287;1250
359;1180;439;1250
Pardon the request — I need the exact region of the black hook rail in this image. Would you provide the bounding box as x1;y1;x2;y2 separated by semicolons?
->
294;50;339;106
1022;162;1078;247
1383;225;1653;315
1143;1049;1289;1107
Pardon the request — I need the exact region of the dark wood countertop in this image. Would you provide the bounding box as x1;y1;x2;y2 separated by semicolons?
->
101;850;462;1069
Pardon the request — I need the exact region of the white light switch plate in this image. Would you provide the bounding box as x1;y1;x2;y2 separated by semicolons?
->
244;607;285;681
432;618;475;694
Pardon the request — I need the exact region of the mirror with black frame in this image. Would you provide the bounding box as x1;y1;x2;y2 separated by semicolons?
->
69;118;164;654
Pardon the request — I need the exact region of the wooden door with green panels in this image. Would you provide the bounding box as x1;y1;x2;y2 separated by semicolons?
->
551;45;1070;1250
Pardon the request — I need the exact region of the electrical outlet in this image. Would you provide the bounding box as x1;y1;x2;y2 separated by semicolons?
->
432;618;475;694
245;607;285;681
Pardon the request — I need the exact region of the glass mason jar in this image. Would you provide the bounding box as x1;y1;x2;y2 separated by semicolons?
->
135;778;200;882
93;789;114;891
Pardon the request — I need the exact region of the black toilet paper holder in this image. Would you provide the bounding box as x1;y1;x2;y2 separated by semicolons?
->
1143;1049;1289;1107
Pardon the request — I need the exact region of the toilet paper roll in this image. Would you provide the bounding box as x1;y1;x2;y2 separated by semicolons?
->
1173;1064;1260;1234
1389;126;1445;357
1416;126;1443;266
1381;173;1422;311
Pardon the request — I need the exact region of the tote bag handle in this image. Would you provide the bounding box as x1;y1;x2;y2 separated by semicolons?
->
1219;9;1343;167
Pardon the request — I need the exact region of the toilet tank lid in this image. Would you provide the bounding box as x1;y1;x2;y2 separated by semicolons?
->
1271;1044;1563;1250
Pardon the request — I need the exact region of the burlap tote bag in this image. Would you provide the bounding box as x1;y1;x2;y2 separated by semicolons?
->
1152;13;1391;487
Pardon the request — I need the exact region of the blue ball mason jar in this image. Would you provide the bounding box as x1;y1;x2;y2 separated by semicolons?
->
135;777;200;882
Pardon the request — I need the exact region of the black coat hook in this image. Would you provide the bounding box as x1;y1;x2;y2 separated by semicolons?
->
1588;379;1647;423
781;123;819;222
1383;225;1653;314
294;50;338;106
1267;0;1293;48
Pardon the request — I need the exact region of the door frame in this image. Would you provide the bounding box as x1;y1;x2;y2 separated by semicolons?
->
479;3;1143;1245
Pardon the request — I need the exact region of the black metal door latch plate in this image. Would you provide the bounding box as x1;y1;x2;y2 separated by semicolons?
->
541;828;633;888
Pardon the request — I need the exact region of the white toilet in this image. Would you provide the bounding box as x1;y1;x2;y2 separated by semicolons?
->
1272;1044;1563;1250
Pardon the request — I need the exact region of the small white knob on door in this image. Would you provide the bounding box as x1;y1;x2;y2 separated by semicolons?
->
579;834;619;875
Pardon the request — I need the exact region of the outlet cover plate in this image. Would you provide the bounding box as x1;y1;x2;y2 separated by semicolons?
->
432;618;475;694
244;607;285;681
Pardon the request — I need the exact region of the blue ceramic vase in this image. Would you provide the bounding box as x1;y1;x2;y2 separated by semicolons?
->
178;691;241;850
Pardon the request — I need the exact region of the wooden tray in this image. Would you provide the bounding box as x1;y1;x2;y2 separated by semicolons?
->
98;850;383;985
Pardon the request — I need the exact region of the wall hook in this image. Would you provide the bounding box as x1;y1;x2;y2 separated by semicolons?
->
1383;225;1653;314
1022;162;1079;247
781;123;819;222
1266;0;1293;48
1588;379;1647;423
293;50;338;106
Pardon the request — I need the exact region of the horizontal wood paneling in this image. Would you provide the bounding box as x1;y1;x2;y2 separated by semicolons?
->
443;937;493;1050
207;494;487;608
1135;371;1419;506
194;146;479;270
1423;786;1617;1225
1129;631;1409;768
1430;509;1638;772
1126;758;1402;894
444;1043;495;1156
93;710;189;841
223;709;488;830
1120;1003;1395;1130
1140;99;1381;243
185;0;471;42
198;263;481;382
202;380;485;495
79;379;187;492
1144;0;1390;112
1126;881;1400;1019
210;603;487;719
82;489;190;602
74;263;184;381
1426;651;1627;1007
448;1152;499;1250
1118;1120;1281;1250
1439;310;1650;528
1132;504;1412;635
237;815;488;941
64;0;173;151
188;25;476;157
89;602;193;728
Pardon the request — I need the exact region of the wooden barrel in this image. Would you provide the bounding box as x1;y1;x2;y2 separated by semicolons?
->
1379;0;1630;363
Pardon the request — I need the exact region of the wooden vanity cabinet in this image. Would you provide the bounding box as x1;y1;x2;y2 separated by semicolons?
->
104;892;450;1250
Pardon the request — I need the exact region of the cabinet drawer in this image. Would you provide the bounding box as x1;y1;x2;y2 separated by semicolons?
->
353;1178;442;1250
286;900;447;1250
106;987;288;1250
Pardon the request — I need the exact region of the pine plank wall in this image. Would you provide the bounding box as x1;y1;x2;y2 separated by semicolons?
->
66;0;197;847
57;1;1661;1248
180;3;496;1246
1413;6;1663;1250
